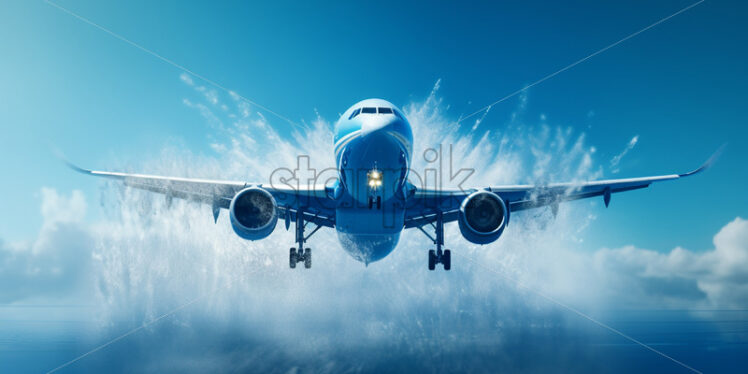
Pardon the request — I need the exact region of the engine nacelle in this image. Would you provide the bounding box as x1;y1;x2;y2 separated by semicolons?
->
229;187;278;240
458;190;507;245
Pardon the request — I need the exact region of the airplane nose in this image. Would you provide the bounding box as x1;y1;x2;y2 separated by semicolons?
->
361;115;397;136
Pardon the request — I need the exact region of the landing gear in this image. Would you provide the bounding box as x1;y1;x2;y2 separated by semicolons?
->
288;209;320;269
428;248;451;271
368;196;382;210
304;248;312;269
417;211;452;271
289;247;312;269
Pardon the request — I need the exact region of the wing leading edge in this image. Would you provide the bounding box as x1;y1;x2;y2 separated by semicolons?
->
404;148;721;228
67;162;336;228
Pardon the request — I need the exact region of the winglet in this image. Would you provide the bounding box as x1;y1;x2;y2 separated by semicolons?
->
53;148;93;175
679;144;725;177
64;160;94;175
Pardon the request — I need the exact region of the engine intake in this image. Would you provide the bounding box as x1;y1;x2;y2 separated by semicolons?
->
229;187;278;240
458;190;507;244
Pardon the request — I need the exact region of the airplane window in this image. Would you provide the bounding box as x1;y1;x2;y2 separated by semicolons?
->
348;108;361;120
378;107;393;114
361;107;376;114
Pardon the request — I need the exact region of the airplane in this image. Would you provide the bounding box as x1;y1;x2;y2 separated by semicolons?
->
69;98;717;271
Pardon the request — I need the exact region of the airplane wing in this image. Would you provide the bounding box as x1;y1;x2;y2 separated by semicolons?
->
67;163;336;228
404;150;720;229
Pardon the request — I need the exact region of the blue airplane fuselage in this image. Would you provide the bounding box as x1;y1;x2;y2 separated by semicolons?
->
333;99;414;264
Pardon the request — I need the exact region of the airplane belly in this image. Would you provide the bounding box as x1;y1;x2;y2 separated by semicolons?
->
336;231;401;264
335;206;405;235
335;203;405;264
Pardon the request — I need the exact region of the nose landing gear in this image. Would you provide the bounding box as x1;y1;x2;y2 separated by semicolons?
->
368;196;382;209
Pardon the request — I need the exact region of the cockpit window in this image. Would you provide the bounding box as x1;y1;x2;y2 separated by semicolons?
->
350;106;401;119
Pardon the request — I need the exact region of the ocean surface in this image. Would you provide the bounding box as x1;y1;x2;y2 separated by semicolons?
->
2;305;746;373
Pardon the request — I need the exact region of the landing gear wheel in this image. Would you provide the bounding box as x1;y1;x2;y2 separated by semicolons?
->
428;250;436;271
304;248;312;269
443;249;451;271
289;247;297;269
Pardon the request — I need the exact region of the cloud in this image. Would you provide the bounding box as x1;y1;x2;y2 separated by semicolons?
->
204;89;219;105
40;187;86;225
592;217;748;308
182;98;224;130
471;104;491;131
0;188;94;303
179;72;194;86
610;134;639;173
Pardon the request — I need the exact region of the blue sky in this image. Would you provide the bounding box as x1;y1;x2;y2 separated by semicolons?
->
1;1;748;372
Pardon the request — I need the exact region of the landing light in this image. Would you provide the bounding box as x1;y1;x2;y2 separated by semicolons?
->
367;169;383;189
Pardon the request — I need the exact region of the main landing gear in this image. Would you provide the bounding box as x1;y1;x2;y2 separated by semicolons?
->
417;211;451;271
428;248;451;271
289;209;321;269
289;247;311;269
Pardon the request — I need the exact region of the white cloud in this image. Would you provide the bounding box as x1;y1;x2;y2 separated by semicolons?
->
610;134;639;173
204;89;219;105
182;98;224;130
471;105;491;131
180;73;223;110
179;72;194;86
40;187;86;226
592;217;748;308
0;189;94;303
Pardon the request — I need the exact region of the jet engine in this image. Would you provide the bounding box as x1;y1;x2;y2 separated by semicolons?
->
229;187;278;240
458;190;507;245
